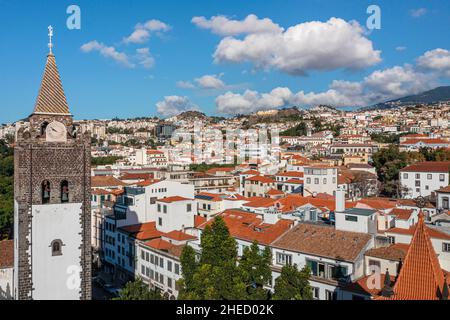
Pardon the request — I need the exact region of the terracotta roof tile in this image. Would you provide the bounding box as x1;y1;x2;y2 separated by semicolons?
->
198;209;293;245
158;196;192;203
91;176;126;188
272;224;372;262
0;240;13;268
400;161;450;173
378;213;447;300
365;244;409;261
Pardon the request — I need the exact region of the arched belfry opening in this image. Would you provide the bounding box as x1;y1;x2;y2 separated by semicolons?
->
42;180;51;204
61;180;69;203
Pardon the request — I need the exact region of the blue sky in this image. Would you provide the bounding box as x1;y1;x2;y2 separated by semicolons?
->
0;0;449;123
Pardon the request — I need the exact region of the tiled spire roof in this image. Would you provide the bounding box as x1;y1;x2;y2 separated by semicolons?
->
379;212;447;300
33;53;71;115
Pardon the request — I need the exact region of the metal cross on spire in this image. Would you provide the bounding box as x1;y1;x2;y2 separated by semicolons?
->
48;25;54;54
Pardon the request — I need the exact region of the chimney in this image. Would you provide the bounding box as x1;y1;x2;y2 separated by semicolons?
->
335;185;345;213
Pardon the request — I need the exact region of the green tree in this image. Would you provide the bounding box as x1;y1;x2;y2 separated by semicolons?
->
178;216;247;300
114;277;163;300
0;139;13;239
272;264;313;300
280;121;308;136
177;245;198;299
238;241;272;300
91;156;123;166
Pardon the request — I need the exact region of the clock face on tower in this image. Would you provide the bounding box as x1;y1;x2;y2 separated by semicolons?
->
46;121;67;142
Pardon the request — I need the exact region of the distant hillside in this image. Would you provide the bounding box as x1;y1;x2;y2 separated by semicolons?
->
362;86;450;110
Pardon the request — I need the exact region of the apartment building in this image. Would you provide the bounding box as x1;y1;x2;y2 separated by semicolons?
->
303;166;338;197
400;162;450;199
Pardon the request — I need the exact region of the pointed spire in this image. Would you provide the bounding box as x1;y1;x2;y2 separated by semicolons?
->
381;269;394;297
442;275;449;300
32;27;71;115
380;210;446;300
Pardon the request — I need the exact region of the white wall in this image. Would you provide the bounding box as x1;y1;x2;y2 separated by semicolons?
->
400;171;449;199
0;267;13;300
31;203;82;300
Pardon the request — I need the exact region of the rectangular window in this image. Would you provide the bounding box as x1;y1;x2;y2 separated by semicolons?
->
163;205;167;214
167;260;172;272
276;252;292;266
150;269;154;280
159;257;164;268
416;173;420;179
150;254;154;264
157;204;161;212
312;287;320;300
403;173;408;179
145;252;149;262
160;274;164;284
141;265;145;275
387;236;395;244
154;256;158;266
158;217;162;226
427;174;432;180
345;215;358;222
439;174;445;182
314;178;319;185
325;290;336;300
415;180;420;187
167;277;172;288
187;204;192;212
443;243;450;253
175;263;180;275
141;250;145;260
306;178;311;184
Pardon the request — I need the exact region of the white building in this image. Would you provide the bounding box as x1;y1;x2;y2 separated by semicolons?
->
400;162;450;199
303;166;338;197
0;240;14;300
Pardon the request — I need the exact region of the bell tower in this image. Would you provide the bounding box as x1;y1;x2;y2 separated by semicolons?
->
14;26;91;300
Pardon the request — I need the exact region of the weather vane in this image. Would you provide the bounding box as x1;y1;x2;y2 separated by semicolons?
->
48;25;53;54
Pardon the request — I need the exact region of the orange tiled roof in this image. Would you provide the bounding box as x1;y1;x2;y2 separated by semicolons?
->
198;209;293;245
272;223;372;262
33;54;70;115
365;243;409;261
119;222;162;240
91;176;126;188
276;171;304;178
163;230;197;241
0;240;13;268
389;208;414;220
437;185;450;193
378;213;448;300
246;175;275;184
400;161;450;173
143;238;185;258
400;138;450;145
158;196;192;203
385;225;450;240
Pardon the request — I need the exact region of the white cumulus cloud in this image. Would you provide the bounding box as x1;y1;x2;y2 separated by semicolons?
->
195;74;226;89
135;48;155;69
124;19;171;44
80;41;134;68
192;14;282;36
410;8;427;18
215;63;438;115
417;48;450;77
208;17;381;75
156;96;199;117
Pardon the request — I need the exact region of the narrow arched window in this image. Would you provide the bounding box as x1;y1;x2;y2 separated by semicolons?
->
40;122;49;136
51;239;63;256
42;180;51;204
61;180;69;203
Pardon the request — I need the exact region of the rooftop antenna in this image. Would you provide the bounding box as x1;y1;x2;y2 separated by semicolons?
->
48;25;54;54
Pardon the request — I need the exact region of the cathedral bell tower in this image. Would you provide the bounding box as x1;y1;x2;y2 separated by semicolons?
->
14;26;91;300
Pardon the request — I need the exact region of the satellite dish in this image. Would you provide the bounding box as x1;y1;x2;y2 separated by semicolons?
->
312;192;318;198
